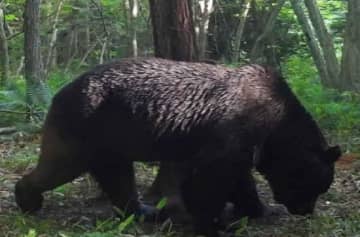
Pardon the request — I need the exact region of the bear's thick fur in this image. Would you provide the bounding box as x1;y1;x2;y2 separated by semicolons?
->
15;58;340;236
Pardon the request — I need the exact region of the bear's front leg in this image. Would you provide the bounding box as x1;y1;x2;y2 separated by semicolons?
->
89;154;159;220
229;171;288;223
89;159;141;215
181;157;249;237
229;170;265;219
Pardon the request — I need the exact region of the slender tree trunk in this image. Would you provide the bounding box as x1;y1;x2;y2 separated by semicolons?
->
290;0;329;86
195;0;214;59
0;6;10;87
50;43;57;68
81;1;91;57
45;0;63;77
123;0;131;56
24;0;49;108
304;0;340;88
340;0;360;91
84;25;90;56
16;56;25;77
149;0;198;61
64;30;77;71
249;0;286;63
99;37;108;64
73;29;79;59
129;0;138;57
232;0;251;62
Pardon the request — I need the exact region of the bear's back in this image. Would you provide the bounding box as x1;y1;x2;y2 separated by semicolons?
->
49;58;293;136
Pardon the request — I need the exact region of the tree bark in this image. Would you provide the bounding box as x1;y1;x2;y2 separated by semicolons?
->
45;0;64;77
340;0;360;91
149;0;198;61
64;30;76;71
129;0;139;57
232;0;251;62
80;1;91;57
147;0;198;208
290;0;329;86
16;56;25;77
194;0;214;59
24;0;50;107
0;6;10;87
249;0;286;63
304;0;340;88
99;37;108;64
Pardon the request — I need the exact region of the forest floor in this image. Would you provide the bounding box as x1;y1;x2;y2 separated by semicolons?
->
1;133;360;237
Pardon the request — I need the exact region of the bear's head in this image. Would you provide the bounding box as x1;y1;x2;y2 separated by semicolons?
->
256;145;341;215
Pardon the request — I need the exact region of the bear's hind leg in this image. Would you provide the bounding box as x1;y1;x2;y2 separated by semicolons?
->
15;128;86;213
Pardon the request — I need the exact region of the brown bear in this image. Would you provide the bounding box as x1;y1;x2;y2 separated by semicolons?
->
15;58;340;237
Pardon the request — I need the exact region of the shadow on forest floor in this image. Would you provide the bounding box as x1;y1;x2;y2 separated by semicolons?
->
1;134;360;237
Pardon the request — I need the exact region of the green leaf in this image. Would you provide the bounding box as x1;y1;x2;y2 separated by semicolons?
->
234;217;248;236
156;197;168;210
5;14;18;21
23;229;37;237
118;214;135;233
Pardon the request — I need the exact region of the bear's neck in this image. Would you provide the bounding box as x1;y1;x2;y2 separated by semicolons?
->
271;97;328;151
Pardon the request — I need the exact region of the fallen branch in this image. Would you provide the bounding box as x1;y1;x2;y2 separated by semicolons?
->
0;127;16;135
77;41;99;69
0;109;29;114
6;30;24;41
0;109;43;115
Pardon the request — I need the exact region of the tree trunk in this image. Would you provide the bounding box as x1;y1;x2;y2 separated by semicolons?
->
80;1;91;57
73;29;79;59
123;0;131;57
16;56;25;77
45;0;63;77
304;0;340;88
64;30;76;71
340;0;360;91
290;0;329;86
0;6;10;87
99;37;108;64
194;0;214;59
147;0;198;208
232;0;251;62
249;0;286;63
149;0;198;61
24;0;49;108
129;0;139;57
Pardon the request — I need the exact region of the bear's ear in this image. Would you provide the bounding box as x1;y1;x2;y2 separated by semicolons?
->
324;145;341;163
